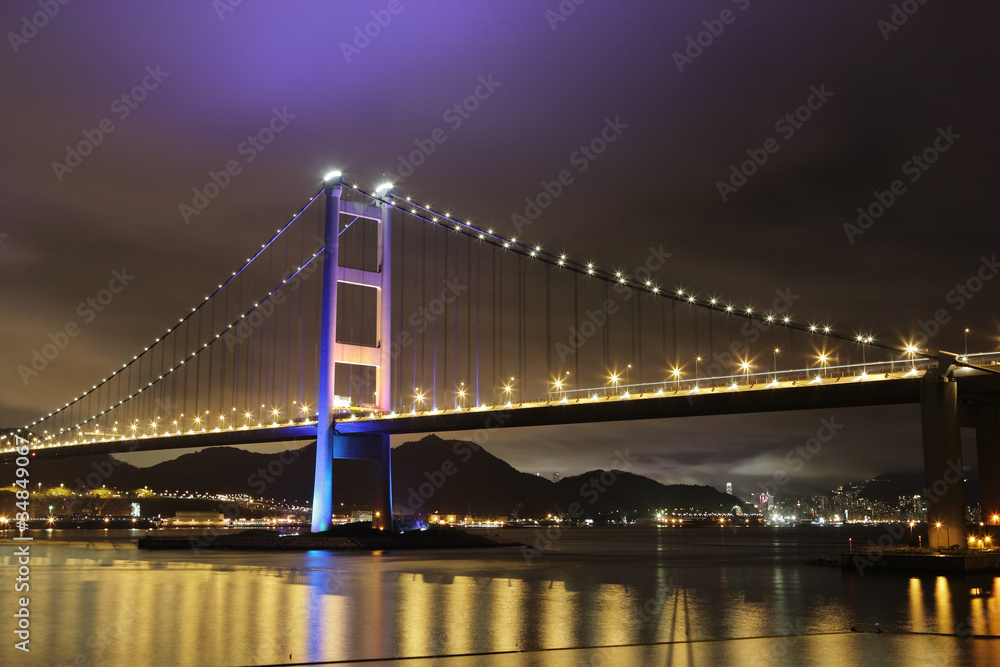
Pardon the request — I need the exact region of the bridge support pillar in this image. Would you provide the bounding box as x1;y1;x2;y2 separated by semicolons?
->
974;405;1000;528
333;433;393;531
312;174;394;533
920;374;966;549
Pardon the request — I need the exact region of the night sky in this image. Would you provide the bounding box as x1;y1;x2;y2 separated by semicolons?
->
2;1;998;499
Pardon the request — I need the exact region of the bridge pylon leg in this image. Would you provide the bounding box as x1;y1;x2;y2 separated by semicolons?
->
311;178;342;534
975;405;1000;528
333;433;393;531
312;423;335;532
920;373;966;549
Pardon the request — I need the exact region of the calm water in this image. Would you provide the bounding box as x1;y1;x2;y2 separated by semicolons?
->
2;526;999;665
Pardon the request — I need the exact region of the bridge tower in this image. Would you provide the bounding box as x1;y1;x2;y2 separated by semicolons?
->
312;174;393;532
920;371;966;549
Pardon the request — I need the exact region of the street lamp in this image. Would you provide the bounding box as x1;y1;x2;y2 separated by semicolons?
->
610;372;620;394
740;361;751;385
772;347;780;383
626;364;632;390
935;521;946;550
964;328;970;361
552;371;569;401
695;357;702;388
818;353;828;378
856;335;873;375
457;382;466;409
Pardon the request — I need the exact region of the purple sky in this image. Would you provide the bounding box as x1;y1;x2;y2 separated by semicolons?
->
1;1;998;498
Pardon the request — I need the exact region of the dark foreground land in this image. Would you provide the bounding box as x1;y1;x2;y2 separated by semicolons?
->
137;523;523;551
810;545;1000;574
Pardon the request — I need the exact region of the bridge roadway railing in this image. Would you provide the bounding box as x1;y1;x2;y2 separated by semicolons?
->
363;358;933;417
346;351;1000;420
515;351;1000;408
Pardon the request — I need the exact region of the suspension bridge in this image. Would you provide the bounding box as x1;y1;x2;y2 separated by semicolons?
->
3;172;999;548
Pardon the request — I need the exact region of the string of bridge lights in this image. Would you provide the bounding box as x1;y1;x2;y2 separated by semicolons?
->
333;174;904;355
25;246;325;443
20;195;325;436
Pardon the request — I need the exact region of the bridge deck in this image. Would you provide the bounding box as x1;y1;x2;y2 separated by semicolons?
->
6;367;999;462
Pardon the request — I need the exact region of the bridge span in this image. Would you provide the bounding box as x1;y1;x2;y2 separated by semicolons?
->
6;176;999;549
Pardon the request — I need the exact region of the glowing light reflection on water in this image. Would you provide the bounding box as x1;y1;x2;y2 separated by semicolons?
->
1;527;998;665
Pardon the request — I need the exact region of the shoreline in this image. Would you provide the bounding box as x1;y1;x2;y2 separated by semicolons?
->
137;525;526;551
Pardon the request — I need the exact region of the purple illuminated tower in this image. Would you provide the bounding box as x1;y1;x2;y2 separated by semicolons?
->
311;173;393;532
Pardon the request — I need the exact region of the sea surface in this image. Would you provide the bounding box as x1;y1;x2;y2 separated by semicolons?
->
2;525;999;666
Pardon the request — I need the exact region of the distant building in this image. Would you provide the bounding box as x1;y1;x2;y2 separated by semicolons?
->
428;513;463;525
170;511;225;526
552;472;561;483
726;482;733;495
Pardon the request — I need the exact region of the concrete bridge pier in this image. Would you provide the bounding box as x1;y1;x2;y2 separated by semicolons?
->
974;405;1000;527
920;373;966;549
333;433;394;531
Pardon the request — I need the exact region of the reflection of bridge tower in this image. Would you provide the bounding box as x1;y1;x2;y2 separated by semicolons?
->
312;173;393;533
